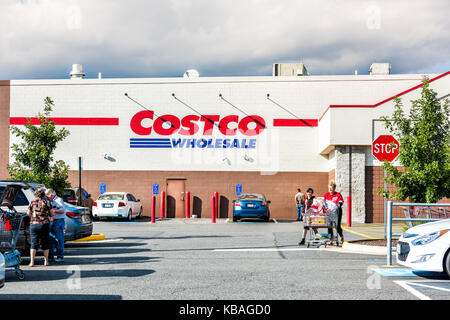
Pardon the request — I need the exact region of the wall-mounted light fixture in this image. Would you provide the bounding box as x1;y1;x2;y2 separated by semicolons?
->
222;157;231;165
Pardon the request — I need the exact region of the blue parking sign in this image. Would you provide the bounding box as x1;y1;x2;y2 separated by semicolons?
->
153;183;159;195
236;184;242;196
100;183;106;195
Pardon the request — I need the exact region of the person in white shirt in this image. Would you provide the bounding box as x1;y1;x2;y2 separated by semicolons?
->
46;189;66;262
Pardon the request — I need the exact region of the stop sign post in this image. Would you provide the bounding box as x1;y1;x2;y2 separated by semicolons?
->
372;134;399;241
372;135;400;162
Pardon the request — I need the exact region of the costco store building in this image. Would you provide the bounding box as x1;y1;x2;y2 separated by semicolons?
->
0;65;449;223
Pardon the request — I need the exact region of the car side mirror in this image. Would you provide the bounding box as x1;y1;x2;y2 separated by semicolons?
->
137;199;140;202
232;200;236;203
267;200;271;204
88;194;91;198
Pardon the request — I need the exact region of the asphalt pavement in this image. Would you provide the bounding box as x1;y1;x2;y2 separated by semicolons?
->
1;218;447;302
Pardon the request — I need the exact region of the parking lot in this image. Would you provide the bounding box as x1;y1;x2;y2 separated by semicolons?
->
0;219;449;301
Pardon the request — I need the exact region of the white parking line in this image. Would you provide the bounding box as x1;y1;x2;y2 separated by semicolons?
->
410;281;450;293
214;248;320;252
394;280;450;300
394;280;432;300
67;238;124;245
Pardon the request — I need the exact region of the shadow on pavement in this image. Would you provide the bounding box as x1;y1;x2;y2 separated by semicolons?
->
0;294;122;300
6;268;155;283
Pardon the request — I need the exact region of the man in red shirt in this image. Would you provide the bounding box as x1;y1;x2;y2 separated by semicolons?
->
323;181;344;245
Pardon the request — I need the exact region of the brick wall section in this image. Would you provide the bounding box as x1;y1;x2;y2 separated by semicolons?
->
0;81;10;179
68;170;329;219
328;169;335;184
365;166;450;223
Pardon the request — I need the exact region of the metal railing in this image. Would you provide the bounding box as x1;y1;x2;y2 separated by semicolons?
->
386;201;450;265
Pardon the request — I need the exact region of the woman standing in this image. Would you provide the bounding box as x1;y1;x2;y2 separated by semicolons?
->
299;188;318;245
27;189;54;267
323;181;344;245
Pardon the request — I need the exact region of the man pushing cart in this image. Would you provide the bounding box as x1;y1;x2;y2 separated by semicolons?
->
303;197;339;248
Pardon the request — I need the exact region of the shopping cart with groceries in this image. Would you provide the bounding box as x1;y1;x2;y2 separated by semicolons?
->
0;184;27;280
303;198;338;248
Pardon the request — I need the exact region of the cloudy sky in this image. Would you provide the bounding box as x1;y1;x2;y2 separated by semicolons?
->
1;0;449;79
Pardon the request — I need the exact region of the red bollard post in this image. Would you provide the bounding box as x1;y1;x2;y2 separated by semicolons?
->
151;195;156;224
214;192;219;219
347;195;352;228
161;191;166;219
211;195;216;223
185;191;191;218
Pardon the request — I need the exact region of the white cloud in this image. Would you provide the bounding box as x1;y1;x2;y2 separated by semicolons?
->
0;0;449;79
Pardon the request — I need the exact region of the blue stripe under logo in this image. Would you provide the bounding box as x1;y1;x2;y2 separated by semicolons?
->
130;138;172;148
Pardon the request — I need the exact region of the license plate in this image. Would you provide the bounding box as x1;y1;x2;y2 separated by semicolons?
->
247;203;256;208
103;203;113;208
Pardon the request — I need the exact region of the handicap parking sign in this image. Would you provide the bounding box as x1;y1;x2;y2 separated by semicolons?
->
100;183;106;195
236;184;242;196
153;183;159;195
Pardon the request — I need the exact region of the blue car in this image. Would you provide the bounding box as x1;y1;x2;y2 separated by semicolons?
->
232;193;271;222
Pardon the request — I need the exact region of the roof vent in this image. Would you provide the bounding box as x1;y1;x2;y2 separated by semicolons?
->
183;69;200;78
369;63;391;75
70;64;86;79
273;62;309;76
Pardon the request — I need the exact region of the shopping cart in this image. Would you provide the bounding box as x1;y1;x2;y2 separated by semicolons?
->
0;184;26;280
303;199;338;248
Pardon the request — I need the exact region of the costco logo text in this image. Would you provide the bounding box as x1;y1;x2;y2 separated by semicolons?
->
130;111;266;136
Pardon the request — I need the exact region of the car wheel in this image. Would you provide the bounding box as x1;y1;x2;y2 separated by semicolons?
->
127;210;132;221
444;249;450;278
138;207;143;218
233;216;238;222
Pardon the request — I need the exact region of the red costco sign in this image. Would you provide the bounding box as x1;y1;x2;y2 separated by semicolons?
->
372;135;400;162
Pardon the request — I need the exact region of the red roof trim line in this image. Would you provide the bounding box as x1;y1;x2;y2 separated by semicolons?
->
318;71;450;122
10;117;119;126
273;119;318;127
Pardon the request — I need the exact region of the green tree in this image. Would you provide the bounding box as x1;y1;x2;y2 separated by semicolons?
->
380;77;450;203
8;97;71;196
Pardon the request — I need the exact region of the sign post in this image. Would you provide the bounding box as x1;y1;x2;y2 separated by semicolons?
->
372;135;399;240
372;135;400;163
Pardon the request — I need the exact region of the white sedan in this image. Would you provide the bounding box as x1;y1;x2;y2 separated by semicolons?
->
397;219;450;277
92;192;143;221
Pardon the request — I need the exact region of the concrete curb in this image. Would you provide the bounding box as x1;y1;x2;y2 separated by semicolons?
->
68;233;106;242
341;239;396;255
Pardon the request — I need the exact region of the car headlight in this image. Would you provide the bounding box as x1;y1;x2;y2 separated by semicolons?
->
403;233;419;238
411;230;448;246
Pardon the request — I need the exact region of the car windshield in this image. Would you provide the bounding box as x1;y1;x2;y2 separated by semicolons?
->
98;194;124;201
237;194;265;202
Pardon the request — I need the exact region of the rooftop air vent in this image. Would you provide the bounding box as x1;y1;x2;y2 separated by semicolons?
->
183;69;200;78
70;64;86;79
369;63;391;75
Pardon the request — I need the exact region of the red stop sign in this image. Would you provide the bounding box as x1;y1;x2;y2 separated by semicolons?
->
372;135;400;162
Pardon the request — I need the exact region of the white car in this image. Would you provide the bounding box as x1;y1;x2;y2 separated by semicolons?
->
397;219;450;277
92;192;143;221
0;253;5;288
